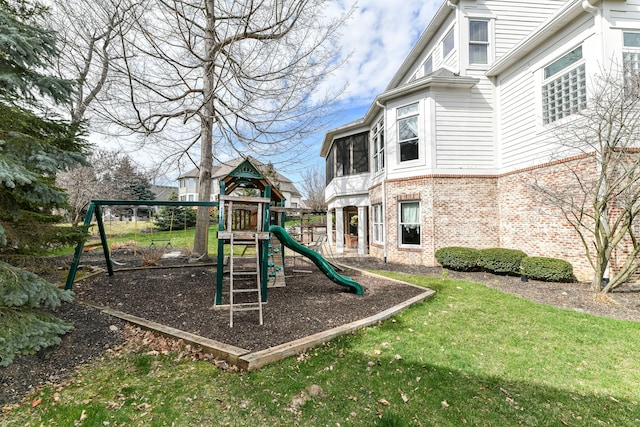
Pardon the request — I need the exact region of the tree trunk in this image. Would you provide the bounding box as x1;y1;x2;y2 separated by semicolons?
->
192;0;215;257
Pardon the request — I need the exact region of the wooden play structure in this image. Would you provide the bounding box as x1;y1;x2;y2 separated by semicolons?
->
214;158;363;328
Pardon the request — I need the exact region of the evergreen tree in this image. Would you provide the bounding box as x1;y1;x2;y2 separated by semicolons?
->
0;0;86;365
0;0;87;251
154;192;197;231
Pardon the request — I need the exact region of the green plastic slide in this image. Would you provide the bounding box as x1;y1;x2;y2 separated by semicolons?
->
268;225;363;295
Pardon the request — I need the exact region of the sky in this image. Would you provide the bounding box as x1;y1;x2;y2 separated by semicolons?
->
97;0;443;192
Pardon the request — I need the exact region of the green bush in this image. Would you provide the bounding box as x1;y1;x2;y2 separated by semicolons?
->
434;247;480;271
521;256;574;282
477;248;527;275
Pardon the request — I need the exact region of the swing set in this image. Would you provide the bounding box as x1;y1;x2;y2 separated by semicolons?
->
64;199;218;290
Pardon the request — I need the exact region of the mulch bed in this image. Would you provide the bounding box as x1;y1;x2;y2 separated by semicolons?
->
1;251;423;407
73;260;424;352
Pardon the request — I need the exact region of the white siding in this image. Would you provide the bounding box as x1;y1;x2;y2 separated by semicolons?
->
498;14;595;172
434;76;495;170
609;0;640;25
479;0;567;60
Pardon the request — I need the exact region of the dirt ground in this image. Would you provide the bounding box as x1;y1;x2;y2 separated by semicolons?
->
2;249;639;407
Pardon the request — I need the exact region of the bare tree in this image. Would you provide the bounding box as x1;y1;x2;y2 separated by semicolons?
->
56;165;102;226
299;165;326;211
532;66;640;293
101;0;350;256
46;0;141;123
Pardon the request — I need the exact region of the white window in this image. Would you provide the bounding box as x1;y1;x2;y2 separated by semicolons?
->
542;46;587;124
397;103;419;162
372;117;384;173
623;32;640;94
372;204;383;244
423;55;433;75
443;28;455;58
188;194;194;201
469;20;489;65
399;201;420;246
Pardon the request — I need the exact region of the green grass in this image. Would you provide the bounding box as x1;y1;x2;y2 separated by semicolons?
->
55;221;255;257
3;272;639;426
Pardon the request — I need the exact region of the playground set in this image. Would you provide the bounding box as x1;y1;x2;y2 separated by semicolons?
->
66;158;362;328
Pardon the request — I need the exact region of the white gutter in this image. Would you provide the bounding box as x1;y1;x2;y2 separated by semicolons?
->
487;0;590;77
376;99;388;263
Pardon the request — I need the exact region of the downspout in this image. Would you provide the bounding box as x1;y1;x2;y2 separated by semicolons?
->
376;99;388;263
581;0;598;14
447;0;459;9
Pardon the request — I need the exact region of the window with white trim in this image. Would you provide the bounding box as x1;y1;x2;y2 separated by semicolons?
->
397;103;419;162
399;201;420;246
423;55;433;75
372;117;384;173
372;204;383;244
623;32;640;95
542;46;587;124
469;20;489;65
443;28;454;57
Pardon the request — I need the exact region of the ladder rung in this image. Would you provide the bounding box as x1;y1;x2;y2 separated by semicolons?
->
233;304;262;311
231;271;259;276
231;288;260;294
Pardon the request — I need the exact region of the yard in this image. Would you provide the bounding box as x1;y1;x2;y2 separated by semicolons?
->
1;255;639;426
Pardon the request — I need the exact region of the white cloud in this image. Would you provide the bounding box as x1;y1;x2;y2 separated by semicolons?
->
325;0;442;108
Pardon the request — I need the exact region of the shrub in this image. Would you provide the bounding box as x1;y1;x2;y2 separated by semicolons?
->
521;256;574;282
477;248;527;275
435;247;480;271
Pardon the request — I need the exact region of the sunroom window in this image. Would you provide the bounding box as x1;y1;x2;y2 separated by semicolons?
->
542;46;586;124
397;103;419;162
372;117;384;173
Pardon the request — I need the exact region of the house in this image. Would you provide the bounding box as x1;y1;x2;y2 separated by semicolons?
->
177;156;304;208
321;0;640;280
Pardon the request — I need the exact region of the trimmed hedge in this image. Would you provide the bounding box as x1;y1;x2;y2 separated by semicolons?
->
434;247;480;271
521;256;574;282
477;248;528;275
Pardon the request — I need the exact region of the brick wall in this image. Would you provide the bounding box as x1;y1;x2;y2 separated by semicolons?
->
497;157;595;281
364;154;640;283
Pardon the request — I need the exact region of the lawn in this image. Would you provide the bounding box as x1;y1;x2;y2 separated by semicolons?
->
2;272;639;426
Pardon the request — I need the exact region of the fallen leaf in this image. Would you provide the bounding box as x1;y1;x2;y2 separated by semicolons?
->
441;400;450;408
398;389;409;403
31;398;42;407
378;398;391;406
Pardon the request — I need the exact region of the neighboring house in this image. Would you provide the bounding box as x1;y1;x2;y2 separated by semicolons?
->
321;0;640;280
177;156;304;208
151;184;178;201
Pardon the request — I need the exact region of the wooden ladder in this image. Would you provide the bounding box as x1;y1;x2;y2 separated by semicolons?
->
227;232;263;328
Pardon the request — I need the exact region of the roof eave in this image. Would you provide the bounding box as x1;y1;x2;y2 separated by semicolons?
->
385;0;454;90
320;73;478;157
487;0;589;77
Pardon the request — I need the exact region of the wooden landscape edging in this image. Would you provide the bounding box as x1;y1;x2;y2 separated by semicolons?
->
237;288;434;370
94;269;435;371
98;307;251;365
